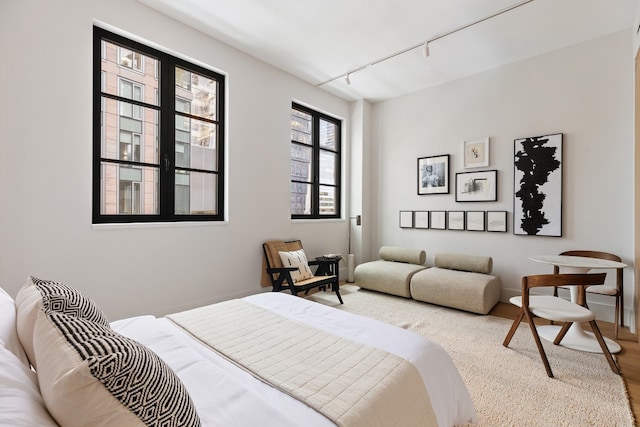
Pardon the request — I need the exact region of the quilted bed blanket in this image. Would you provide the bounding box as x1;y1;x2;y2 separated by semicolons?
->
168;299;438;427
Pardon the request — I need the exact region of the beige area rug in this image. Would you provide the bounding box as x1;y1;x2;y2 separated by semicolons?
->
308;286;635;427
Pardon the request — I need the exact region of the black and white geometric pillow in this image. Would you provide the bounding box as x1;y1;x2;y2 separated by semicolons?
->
30;276;109;326
40;311;201;427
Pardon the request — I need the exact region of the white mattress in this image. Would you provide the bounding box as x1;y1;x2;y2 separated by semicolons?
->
111;292;476;427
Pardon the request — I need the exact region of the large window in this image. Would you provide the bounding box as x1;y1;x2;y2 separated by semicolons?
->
290;103;341;219
93;27;225;223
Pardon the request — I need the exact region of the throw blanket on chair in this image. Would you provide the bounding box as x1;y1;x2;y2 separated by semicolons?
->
167;299;437;427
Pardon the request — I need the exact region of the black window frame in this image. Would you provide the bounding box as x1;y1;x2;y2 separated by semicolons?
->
290;103;342;220
93;26;225;224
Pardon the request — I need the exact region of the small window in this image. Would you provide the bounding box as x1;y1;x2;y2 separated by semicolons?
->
93;27;225;223
290;103;341;219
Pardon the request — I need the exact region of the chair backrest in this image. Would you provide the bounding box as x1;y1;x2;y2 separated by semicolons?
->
522;273;607;306
553;250;622;288
261;240;304;287
559;250;621;263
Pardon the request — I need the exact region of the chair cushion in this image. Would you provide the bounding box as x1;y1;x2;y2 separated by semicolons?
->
34;310;200;427
509;295;595;323
585;285;618;296
278;249;314;282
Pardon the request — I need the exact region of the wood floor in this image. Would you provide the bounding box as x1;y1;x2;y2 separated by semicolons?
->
491;302;640;422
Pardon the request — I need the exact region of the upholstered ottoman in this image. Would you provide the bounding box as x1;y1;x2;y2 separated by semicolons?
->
410;252;501;314
354;246;427;298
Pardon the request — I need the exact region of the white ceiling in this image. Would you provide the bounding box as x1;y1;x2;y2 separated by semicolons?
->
138;0;638;102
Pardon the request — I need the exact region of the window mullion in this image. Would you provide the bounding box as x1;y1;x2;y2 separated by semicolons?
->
312;115;321;217
159;60;175;218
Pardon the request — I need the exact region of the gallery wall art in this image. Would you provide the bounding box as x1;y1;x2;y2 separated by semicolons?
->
463;137;489;168
398;210;508;232
417;155;449;195
513;133;563;236
455;170;497;202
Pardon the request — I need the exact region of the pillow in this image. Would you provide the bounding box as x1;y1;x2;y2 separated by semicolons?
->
379;246;426;264
34;310;201;427
16;276;110;369
0;346;58;426
0;287;30;366
434;252;493;274
278;249;314;282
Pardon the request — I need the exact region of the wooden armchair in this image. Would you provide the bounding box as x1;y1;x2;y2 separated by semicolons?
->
503;273;620;378
552;250;624;338
262;240;343;304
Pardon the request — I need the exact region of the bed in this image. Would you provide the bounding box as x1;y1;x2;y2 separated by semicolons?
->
0;277;477;427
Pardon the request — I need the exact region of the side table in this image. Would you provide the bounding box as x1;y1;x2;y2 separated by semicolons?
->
315;256;342;289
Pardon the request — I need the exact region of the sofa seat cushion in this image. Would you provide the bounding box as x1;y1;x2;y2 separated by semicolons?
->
410;267;501;314
354;260;427;298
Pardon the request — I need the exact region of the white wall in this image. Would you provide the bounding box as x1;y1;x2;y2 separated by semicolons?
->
369;30;635;326
0;0;351;320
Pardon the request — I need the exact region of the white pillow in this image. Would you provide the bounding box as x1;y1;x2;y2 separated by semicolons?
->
16;276;110;369
34;310;201;427
278;249;314;282
0;346;58;426
0;286;30;366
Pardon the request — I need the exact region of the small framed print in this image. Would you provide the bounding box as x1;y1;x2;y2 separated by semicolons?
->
447;211;465;230
466;211;486;231
456;170;498;202
464;137;489;168
430;211;446;229
414;211;429;229
418;154;450;195
399;211;414;228
487;211;508;232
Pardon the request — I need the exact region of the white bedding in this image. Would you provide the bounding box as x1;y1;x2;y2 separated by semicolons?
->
111;292;476;427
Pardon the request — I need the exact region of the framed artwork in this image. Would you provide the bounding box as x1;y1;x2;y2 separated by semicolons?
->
414;211;429;229
487;211;508;232
513;133;563;236
399;210;414;228
430;211;446;229
417;154;450;195
463;137;489;168
466;211;486;231
455;170;497;202
447;211;465;230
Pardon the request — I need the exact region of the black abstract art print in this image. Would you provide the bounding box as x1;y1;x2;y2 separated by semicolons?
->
513;133;562;236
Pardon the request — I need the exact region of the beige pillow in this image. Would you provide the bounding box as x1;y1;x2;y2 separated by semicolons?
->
16;276;109;369
34;310;201;427
278;249;313;282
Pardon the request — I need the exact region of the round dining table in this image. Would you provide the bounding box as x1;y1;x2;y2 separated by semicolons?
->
529;255;627;354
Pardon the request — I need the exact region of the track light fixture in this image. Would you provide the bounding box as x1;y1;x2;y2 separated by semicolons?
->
317;0;534;87
422;42;430;58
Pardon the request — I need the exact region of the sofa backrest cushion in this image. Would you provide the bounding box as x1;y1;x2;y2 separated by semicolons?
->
379;247;426;265
434;252;493;274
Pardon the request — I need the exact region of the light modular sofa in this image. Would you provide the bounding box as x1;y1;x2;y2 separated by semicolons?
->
354;248;501;315
353;246;427;298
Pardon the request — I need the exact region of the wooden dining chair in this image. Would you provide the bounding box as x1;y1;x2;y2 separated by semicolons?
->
503;273;620;378
552;250;624;338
